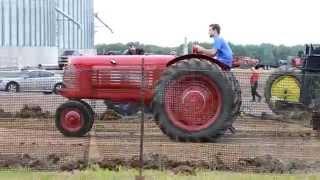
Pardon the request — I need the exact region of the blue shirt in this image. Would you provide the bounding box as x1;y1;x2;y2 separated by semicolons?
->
212;36;233;67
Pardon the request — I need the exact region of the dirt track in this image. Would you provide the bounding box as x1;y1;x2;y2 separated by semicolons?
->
0;115;319;172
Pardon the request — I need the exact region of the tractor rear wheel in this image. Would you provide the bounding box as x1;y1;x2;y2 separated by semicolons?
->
225;72;242;121
152;59;237;142
264;70;304;117
55;100;94;137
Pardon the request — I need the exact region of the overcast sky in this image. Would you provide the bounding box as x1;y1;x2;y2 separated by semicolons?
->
94;0;320;47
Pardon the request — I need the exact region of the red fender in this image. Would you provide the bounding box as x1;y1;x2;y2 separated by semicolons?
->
167;54;231;70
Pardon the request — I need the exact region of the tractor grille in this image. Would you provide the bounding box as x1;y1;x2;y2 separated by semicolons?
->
63;65;78;89
91;68;156;89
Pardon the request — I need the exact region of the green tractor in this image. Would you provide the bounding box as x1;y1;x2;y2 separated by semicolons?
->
265;44;320;126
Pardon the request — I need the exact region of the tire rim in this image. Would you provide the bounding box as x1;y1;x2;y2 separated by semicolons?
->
60;108;84;132
164;74;222;132
271;75;300;103
55;84;63;94
8;84;17;92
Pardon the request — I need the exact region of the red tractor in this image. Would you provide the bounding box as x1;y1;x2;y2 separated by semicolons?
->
232;56;259;69
55;49;241;142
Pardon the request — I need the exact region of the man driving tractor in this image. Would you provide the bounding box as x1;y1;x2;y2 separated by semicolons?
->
193;24;233;68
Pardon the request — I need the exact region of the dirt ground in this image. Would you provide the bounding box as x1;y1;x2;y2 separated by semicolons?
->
0;115;319;173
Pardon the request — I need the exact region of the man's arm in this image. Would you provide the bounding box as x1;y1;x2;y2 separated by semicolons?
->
194;45;217;56
200;47;217;56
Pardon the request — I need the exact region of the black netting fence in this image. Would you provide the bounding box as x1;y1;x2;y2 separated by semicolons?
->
0;66;320;175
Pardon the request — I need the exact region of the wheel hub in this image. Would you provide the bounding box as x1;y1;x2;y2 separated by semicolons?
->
62;110;82;132
271;75;300;103
164;74;222;132
182;88;207;112
9;85;16;92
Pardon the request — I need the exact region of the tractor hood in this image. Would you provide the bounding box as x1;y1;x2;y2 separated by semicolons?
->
69;55;175;67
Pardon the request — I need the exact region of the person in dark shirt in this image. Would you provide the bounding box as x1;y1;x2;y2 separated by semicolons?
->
124;43;145;55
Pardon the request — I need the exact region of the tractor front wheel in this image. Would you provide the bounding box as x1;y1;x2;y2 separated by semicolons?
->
55;100;94;137
79;100;95;132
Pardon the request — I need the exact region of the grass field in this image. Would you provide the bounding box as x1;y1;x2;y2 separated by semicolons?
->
0;169;320;180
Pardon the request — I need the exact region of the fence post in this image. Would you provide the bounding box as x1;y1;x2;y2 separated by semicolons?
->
136;57;145;180
312;112;320;131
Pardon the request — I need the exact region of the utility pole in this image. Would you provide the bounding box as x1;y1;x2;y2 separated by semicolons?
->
94;13;114;34
183;37;188;55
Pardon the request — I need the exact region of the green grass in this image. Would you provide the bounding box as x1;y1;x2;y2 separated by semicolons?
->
0;169;320;180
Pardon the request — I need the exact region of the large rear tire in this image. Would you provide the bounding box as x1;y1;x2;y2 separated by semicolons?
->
264;70;304;117
225;71;242;120
152;59;237;142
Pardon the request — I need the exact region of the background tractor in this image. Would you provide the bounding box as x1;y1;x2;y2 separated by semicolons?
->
265;44;320;125
55;49;241;142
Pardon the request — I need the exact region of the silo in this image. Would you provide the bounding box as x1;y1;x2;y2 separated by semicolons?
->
0;0;55;47
55;0;95;54
0;0;95;68
0;0;57;67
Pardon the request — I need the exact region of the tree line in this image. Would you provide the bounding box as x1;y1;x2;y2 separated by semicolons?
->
95;42;305;65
